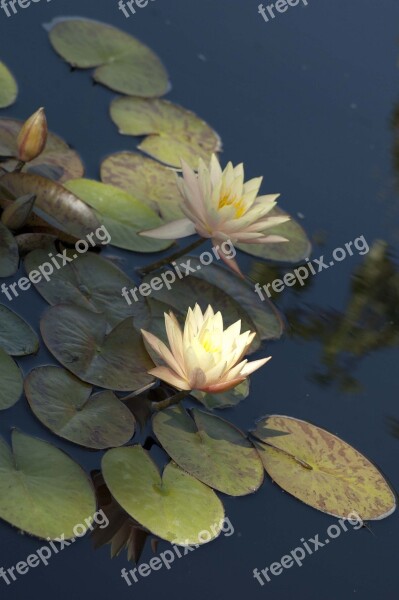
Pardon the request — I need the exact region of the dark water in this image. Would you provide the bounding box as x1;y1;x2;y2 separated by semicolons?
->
1;0;399;598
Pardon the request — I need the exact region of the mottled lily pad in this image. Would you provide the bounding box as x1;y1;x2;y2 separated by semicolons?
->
0;62;17;108
101;152;184;220
25;366;135;449
41;304;155;391
1;194;36;230
0;222;18;277
254;415;396;520
153;405;264;496
110;97;221;169
25;248;144;326
237;207;311;264
0;304;39;356
192;380;250;410
0;348;23;410
49;18;169;97
102;445;225;545
0;173;100;239
64;179;172;253
0;430;96;539
0;118;84;182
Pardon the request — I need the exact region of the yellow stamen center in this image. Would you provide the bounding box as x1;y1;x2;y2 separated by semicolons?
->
218;192;246;218
200;330;222;353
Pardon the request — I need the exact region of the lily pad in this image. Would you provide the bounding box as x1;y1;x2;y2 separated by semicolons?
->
0;173;100;239
110;97;221;169
0;348;23;410
0;118;84;182
49;18;169;97
100;152;184;220
0;62;17;108
16;233;57;256
102;445;225;545
0;222;18;277
25;366;135;449
25;248;145;326
0;430;96;539
1;194;36;230
40;304;155;391
64;179;173;253
254;415;397;520
237;207;311;264
192;380;250;410
0;304;39;356
153;405;264;496
187;256;283;340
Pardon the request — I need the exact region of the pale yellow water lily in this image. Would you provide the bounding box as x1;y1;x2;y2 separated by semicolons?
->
141;154;290;276
141;304;271;393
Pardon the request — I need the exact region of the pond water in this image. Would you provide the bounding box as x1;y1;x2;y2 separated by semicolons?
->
1;0;399;598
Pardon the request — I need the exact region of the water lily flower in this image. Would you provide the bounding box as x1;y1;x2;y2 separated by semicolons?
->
141;304;271;393
17;107;48;163
140;154;290;276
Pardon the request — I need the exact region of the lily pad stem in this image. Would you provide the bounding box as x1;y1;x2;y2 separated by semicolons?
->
138;237;205;277
151;389;191;412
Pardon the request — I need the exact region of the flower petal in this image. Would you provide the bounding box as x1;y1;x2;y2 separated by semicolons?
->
140;218;197;240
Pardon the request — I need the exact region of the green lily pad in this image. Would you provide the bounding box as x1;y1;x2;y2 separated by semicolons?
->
49;18;169;97
102;445;225;545
25;248;145;326
100;152;184;220
0;173;100;239
16;233;57;256
192;380;250;410
237;207;311;263
25;366;135;449
0;222;18;277
0;118;84;182
110;97;221;169
64;179;173;253
141;267;261;353
187;256;283;341
153;405;264;496
0;430;96;539
41;304;155;391
0;62;17;108
0;348;23;410
0;304;39;356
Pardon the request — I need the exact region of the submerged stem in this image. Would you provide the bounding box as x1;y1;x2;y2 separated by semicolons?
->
151;389;191;412
138;237;205;277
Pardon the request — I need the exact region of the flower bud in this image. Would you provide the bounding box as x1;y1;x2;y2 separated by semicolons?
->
17;107;48;163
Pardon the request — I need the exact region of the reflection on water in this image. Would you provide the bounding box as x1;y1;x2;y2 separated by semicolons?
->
251;241;399;392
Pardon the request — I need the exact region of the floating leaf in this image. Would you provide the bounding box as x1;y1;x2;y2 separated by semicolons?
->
110;97;221;169
0;348;23;410
64;179;172;253
254;415;396;520
0;173;100;239
16;232;57;256
0;430;96;539
0;62;17;108
141;268;260;352
41;304;154;391
25;366;135;449
0;118;84;182
187;256;283;341
1;194;35;229
192;379;250;410
153;405;264;496
101;152;183;220
0;222;18;277
49;18;169;97
237;207;311;263
25;248;144;326
0;304;39;356
102;445;225;545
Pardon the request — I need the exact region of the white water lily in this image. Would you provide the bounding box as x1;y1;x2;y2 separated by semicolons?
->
140;154;290;276
141;304;271;393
